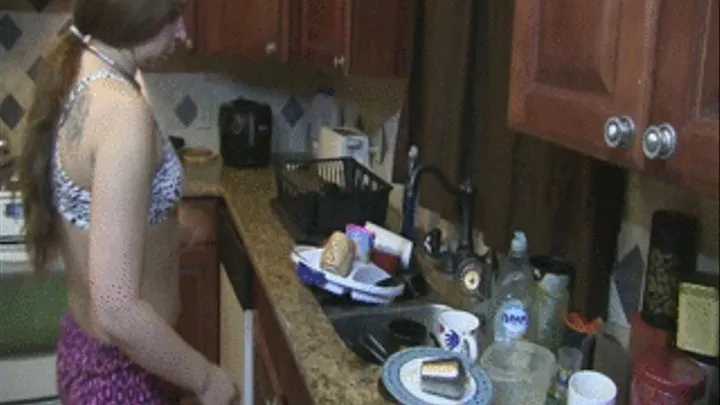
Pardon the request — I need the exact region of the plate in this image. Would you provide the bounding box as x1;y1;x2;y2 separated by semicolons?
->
382;347;493;405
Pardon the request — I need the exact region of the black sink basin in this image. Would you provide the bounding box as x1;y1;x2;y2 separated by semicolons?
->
304;269;438;364
324;301;453;364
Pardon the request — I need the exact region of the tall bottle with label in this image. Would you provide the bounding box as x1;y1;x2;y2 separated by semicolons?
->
489;231;534;344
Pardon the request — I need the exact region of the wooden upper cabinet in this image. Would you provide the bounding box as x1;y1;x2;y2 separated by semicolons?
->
291;0;416;77
291;0;350;71
508;0;660;169
171;0;414;76
348;0;415;77
646;0;719;198
199;0;289;61
509;0;719;198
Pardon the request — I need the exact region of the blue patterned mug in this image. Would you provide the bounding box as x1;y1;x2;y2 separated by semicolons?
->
433;310;480;362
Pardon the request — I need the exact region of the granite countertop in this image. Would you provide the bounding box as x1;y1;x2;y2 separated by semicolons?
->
182;161;389;405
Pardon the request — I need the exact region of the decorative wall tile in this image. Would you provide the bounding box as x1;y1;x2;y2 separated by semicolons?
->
1;12;70;81
25;55;42;81
612;245;645;320
0;14;23;51
27;0;53;12
281;96;304;127
174;95;198;128
0;94;25;129
56;18;71;36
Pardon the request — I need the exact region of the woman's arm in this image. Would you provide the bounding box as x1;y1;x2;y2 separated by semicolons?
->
86;89;214;395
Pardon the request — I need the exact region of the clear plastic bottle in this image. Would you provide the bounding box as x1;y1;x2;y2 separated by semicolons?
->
307;88;340;156
489;231;534;344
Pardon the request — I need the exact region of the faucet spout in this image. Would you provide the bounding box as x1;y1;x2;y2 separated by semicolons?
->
402;164;476;255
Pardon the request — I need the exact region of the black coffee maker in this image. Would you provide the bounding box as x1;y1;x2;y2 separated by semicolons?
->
219;98;273;169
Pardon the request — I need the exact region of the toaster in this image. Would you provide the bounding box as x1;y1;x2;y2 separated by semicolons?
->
315;126;371;167
219;98;273;169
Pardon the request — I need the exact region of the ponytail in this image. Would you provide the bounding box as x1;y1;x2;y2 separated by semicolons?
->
18;32;83;275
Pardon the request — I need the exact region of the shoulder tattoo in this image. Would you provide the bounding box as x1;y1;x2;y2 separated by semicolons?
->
64;92;90;143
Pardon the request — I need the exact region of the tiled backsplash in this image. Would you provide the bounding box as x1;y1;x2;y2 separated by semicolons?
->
606;173;719;344
0;7;401;178
3;2;718;348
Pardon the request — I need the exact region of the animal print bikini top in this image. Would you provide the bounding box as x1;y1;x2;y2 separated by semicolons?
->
51;69;184;230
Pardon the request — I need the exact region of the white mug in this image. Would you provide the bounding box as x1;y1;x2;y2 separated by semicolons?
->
432;310;480;362
567;370;617;405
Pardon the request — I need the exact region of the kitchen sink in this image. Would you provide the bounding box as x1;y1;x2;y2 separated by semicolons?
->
324;301;454;364
306;269;431;308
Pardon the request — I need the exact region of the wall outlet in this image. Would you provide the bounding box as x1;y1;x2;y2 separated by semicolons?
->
197;110;212;129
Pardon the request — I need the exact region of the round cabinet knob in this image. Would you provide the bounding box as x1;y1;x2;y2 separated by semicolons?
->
184;38;194;50
604;116;636;148
643;123;677;160
333;56;345;69
265;42;277;55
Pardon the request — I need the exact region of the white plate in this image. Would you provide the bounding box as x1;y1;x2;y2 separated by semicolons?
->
382;347;494;405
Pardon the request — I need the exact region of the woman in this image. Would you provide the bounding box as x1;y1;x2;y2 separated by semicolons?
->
18;1;239;404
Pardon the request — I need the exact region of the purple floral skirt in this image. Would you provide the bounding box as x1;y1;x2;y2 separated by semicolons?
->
56;313;178;405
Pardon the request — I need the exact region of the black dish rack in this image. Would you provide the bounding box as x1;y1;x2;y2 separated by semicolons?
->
274;157;393;237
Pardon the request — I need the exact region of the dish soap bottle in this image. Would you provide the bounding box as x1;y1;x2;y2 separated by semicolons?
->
489;231;534;344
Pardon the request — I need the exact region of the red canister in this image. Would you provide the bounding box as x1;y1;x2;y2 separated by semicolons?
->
631;347;706;405
629;312;673;358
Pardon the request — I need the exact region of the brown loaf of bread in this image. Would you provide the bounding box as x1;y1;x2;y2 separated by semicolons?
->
320;232;355;277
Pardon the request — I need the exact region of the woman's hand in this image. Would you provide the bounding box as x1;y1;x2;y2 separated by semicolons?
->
196;366;241;405
178;205;214;248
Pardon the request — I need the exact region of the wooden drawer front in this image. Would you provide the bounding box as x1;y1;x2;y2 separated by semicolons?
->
182;198;219;245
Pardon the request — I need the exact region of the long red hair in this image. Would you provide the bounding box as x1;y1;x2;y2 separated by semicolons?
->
18;0;185;274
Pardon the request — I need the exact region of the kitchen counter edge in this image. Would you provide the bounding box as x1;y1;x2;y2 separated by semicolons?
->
183;162;388;405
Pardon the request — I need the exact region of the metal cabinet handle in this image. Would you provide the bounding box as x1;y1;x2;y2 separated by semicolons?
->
265;42;277;55
184;38;194;50
265;396;278;405
333;56;345;69
643;123;677;160
604;116;636;149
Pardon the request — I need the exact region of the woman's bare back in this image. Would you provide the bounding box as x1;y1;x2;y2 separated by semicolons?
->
55;57;182;344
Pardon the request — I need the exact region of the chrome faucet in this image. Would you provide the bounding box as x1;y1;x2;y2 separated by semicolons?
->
401;164;476;256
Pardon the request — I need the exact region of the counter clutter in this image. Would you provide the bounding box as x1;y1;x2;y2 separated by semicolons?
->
184;161;716;405
184;161;605;405
183;161;391;405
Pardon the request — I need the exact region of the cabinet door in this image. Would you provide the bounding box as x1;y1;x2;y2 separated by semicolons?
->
254;321;285;405
508;0;660;168
199;0;289;60
176;246;220;363
219;266;245;386
647;0;719;198
346;0;416;77
291;0;350;71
